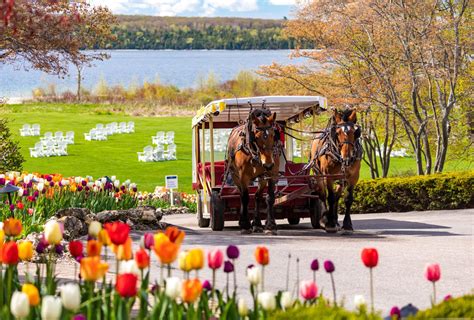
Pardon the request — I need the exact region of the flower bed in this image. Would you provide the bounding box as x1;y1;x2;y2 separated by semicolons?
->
0;219;470;319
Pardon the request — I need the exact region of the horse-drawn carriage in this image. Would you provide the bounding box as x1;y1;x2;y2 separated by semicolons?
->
192;95;361;234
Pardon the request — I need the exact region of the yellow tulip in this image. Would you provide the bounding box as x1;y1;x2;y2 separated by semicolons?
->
44;220;62;245
178;251;192;272
112;237;132;261
0;229;4;244
188;248;204;270
80;256;109;282
18;241;33;261
98;229;111;246
22;284;40;306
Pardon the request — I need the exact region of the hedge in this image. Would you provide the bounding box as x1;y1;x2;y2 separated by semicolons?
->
410;295;474;319
350;171;474;214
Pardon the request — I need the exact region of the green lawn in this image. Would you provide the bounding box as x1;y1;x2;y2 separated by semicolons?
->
2;103;472;192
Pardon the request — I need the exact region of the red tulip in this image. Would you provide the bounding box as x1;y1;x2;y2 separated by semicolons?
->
135;248;150;269
300;280;318;300
2;241;19;265
255;246;269;266
425;264;441;282
69;241;83;258
361;248;378;268
115;273;138;298
104;222;130;246
207;249;224;270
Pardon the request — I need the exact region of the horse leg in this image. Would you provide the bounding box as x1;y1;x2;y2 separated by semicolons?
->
264;179;277;235
239;187;252;234
325;181;338;233
333;183;344;228
253;182;265;233
342;185;354;232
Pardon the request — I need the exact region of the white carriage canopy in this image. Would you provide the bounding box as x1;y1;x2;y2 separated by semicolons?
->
191;96;328;128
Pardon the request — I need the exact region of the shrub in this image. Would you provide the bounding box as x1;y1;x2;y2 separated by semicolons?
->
351;171;474;213
0;118;25;172
409;295;474;319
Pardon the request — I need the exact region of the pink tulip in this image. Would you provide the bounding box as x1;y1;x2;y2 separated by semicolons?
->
207;249;224;270
425;264;441;282
300;280;318;300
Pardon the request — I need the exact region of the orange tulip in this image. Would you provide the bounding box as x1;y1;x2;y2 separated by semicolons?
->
135;248;150;269
98;229;111;246
182;279;202;303
3;218;22;237
22;284;40;306
80;256;109;282
255;246;269;266
165;226;185;245
112;237;132;261
18;241;33;261
153;233;180;264
86;240;102;257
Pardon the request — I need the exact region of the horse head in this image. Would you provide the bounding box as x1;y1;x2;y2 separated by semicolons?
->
251;110;277;171
331;109;361;167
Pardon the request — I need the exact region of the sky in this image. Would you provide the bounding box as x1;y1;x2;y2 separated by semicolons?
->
88;0;299;19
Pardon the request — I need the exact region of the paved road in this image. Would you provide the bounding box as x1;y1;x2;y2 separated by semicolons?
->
47;209;473;315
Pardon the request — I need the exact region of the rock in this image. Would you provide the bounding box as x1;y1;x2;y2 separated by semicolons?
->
58;216;87;240
56;208;92;220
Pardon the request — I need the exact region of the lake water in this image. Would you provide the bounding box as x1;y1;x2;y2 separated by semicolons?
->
0;50;297;99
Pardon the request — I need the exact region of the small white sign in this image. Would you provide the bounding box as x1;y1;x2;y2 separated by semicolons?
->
165;175;178;189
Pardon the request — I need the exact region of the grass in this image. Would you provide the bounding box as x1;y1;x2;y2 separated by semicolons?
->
2;102;472;192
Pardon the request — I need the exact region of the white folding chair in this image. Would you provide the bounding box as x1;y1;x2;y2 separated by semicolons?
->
54;131;64;142
29;142;44;158
43;140;56;157
96;124;104;130
55;141;68;156
127;121;135;133
110;122;118;134
105;124;114;136
95;128;107;141
31;124;41;136
166;143;177;160
84;129;94;141
20;124;31;136
65;131;74;144
137;145;154;162
118;122;127;134
152;131;165;145
165;131;175;144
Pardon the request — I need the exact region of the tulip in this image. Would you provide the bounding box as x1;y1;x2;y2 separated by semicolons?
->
310;258;319;283
361;248;378;312
3;218;22;237
68;241;83;258
88;221;102;238
165;277;182;300
116;273;138;298
258;292;276;311
247;265;262;286
238;298;248;316
119;260;140;276
0;229;4;244
98;229;111;246
104;222;130;245
44;220;62;245
300;280;318;301
324;260;337;305
60;283;81;311
208;249;224;270
80;256;109;282
444;294;452;301
425;263;441;305
153;233;180;265
202;280;212;291
37;182;44;192
226;245;240;259
178;251;192;273
36;238;48;254
22;284;40;306
165;226;185;245
86;240;102;257
18;241;33;261
73;315;86;320
255;246;269;266
354;295;366;308
135;248;150;269
188;248;204;271
2;241;19;265
113;237;132;261
390;306;401;319
41;295;62;320
11;291;30;319
181;279;202;303
224;260;234;273
280;291;294;310
143;232;154;250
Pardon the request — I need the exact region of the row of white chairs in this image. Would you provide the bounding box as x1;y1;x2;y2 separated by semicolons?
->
29;141;68;158
84;122;135;141
19;124;41;136
151;131;174;145
41;131;75;145
137;144;177;162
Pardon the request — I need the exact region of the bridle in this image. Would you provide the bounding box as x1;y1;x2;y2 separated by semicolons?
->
332;121;361;168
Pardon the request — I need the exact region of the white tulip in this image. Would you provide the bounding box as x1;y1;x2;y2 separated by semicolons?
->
87;182;94;188
0;174;4;178
44;220;63;245
280;291;294;310
238;298;249;316
60;283;81;311
101;177;107;184
24;176;31;184
354;294;366;307
119;260;140;275
113;180;120;188
130;183;137;189
111;176;116;182
124;179;131;186
246;266;262;285
74;177;81;184
11;291;30;319
88;221;102;237
165;277;181;300
8;172;14;180
258;292;276;311
41;295;62;320
37;182;44;192
18;188;24;197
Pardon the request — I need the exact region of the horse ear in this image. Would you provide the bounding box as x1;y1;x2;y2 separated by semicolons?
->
333;109;342;123
267;112;277;123
348;110;357;123
251;113;261;126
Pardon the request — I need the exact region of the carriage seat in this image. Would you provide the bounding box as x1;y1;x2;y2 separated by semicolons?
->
197;161;226;186
285;161;309;184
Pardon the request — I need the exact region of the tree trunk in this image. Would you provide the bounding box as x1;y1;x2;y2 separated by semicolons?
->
76;65;82;102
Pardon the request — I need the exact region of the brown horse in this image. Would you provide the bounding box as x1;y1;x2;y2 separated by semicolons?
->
226;109;280;234
310;109;362;233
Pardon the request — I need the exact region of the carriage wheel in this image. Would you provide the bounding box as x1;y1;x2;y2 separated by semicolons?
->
287;217;301;225
197;192;210;228
210;191;225;231
309;194;323;229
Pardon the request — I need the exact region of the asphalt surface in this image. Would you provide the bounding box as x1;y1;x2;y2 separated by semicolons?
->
43;209;473;315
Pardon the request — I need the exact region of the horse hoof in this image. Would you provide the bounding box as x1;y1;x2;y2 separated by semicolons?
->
325;227;338;234
252;226;264;233
240;229;252;235
264;229;277;236
341;229;353;236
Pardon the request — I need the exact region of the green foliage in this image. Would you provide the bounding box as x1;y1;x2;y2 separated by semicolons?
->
352;171;474;213
409;295;474;319
0;118;25;172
